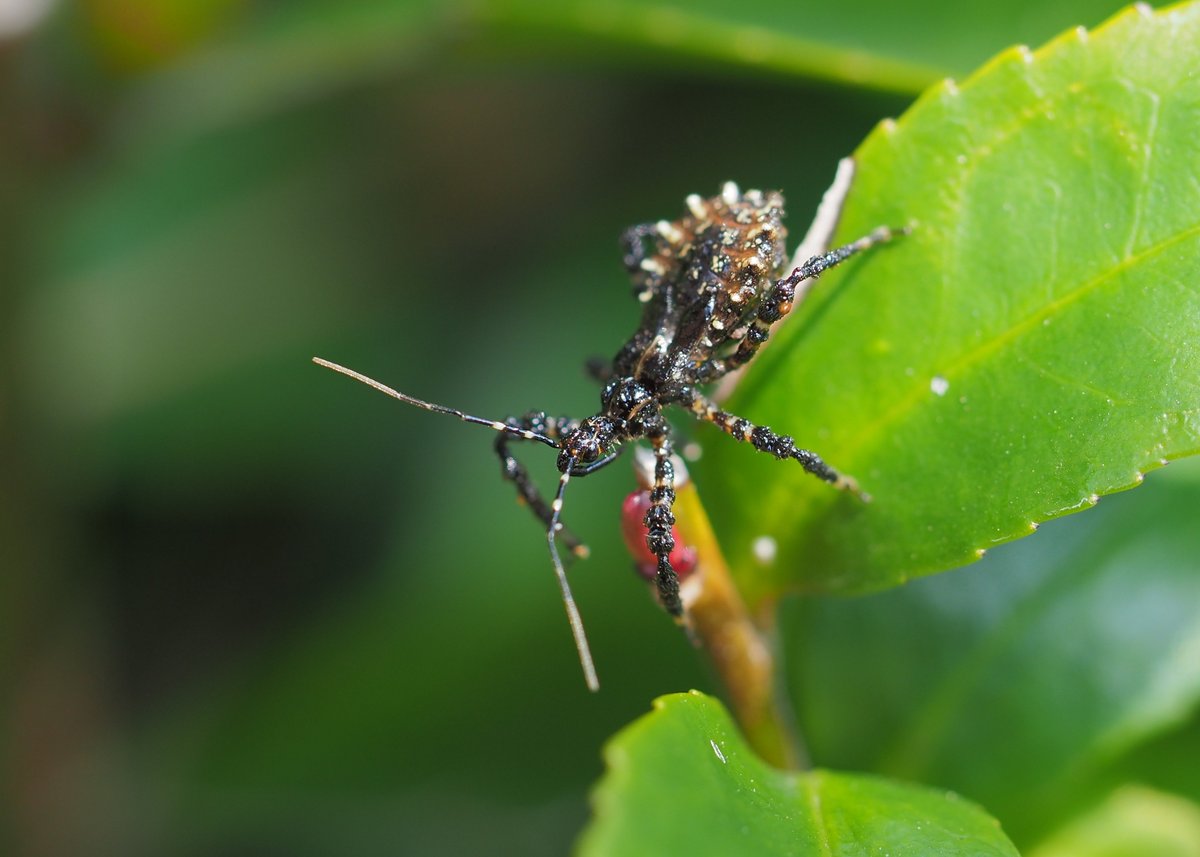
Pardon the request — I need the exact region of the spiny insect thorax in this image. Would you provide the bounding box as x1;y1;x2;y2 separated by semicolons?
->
616;183;792;390
635;183;790;309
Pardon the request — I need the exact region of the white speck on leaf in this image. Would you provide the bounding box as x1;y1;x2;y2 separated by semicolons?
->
710;740;726;763
752;536;777;566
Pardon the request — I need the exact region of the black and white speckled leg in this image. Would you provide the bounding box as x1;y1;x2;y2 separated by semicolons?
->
495;413;590;557
620;222;659;275
644;434;683;617
698;226;903;383
686;391;866;499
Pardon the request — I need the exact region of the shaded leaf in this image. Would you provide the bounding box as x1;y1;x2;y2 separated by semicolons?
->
1028;786;1200;857
116;0;1131;138
1114;717;1200;807
787;457;1200;846
579;691;1018;856
700;2;1200;602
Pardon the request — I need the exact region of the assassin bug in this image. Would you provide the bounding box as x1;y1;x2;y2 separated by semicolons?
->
314;169;903;691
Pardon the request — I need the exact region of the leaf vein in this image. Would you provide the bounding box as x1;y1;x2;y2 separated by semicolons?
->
802;773;836;857
841;218;1200;461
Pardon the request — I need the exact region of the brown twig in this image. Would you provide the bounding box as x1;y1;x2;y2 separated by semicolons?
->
671;477;807;770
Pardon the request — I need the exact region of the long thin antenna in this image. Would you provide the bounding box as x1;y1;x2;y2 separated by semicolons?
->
315;355;600;691
548;466;600;692
313;357;559;448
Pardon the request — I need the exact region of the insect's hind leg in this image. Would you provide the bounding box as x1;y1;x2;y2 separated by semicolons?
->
686;391;868;500
645;435;684;617
495;413;589;557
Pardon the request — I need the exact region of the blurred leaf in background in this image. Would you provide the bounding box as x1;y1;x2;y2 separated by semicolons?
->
4;1;1195;855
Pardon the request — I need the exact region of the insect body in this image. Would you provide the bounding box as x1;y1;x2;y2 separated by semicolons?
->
314;180;901;691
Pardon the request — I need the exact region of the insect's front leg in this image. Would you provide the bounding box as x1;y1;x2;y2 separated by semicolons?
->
698;225;904;383
495;413;588;557
644;434;684;617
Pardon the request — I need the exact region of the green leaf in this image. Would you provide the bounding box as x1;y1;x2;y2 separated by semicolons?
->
1028;786;1200;857
117;0;1130;139
579;691;1019;856
1114;717;1200;807
699;2;1200;602
787;457;1200;846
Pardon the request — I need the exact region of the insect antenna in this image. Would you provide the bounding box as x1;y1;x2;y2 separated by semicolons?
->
312;357;559;447
548;465;600;692
314;356;600;691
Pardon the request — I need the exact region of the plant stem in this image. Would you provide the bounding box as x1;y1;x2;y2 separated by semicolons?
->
672;480;808;770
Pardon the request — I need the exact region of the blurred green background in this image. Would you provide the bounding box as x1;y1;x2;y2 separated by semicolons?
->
2;1;1170;855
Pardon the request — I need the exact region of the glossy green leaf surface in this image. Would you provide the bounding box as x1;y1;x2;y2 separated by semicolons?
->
699;3;1200;603
787;457;1200;846
579;692;1018;856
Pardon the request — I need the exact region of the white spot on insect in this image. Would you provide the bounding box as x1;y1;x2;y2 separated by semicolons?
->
637;289;652;303
752;535;777;566
711;318;725;331
730;291;745;303
722;181;740;204
710;740;727;764
640;257;665;274
745;255;764;271
686;194;706;219
552;497;563;512
491;421;507;431
930;375;949;396
681;442;702;461
523;430;536;439
656;219;683;243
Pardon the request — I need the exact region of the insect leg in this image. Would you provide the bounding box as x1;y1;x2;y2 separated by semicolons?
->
620;222;659;274
686;391;868;500
645;436;684;617
495;414;589;558
584;357;613;384
698;225;904;383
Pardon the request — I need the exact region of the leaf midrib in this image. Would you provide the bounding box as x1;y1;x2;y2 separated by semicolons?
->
753;216;1200;552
